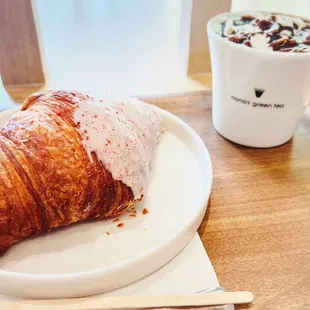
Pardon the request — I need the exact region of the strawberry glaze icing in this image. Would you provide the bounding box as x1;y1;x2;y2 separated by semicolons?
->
73;93;163;199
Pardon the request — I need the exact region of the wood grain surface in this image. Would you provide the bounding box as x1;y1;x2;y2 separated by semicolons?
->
188;0;232;74
150;94;310;310
3;88;310;310
0;0;45;85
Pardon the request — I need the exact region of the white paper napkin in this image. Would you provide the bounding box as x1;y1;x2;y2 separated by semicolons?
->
105;233;220;296
0;234;232;309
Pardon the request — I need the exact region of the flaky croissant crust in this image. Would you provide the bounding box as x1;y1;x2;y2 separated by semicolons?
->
0;91;136;255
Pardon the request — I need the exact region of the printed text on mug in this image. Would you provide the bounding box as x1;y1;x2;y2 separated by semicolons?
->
231;96;285;109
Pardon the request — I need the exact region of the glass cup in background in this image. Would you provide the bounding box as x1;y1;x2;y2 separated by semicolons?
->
207;11;310;148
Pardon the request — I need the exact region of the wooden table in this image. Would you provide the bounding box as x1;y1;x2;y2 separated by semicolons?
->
150;93;310;310
5;88;310;309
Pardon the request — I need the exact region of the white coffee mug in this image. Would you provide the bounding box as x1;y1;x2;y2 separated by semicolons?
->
207;11;310;148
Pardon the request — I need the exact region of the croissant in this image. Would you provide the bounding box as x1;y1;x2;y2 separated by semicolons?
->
0;91;162;255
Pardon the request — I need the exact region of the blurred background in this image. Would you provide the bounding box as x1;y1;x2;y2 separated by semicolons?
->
1;0;310;104
33;0;192;96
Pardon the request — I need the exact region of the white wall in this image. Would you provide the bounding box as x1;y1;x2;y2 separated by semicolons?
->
34;0;193;96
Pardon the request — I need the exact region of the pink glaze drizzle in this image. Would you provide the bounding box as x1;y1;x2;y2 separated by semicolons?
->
73;93;163;199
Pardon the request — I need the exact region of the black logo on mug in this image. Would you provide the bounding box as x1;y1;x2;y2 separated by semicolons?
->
254;88;265;98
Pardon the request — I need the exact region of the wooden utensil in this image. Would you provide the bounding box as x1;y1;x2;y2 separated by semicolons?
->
1;291;253;310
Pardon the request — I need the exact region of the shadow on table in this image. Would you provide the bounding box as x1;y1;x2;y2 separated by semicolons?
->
198;199;211;237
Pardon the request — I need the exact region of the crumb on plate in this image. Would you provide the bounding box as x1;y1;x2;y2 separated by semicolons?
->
142;208;148;215
117;223;124;228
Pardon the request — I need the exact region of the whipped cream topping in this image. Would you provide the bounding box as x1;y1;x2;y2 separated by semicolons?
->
218;12;310;52
73;93;163;199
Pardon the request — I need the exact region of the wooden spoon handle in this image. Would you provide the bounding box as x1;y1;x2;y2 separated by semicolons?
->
1;291;254;310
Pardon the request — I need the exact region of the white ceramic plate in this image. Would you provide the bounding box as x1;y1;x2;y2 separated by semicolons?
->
0;106;212;299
